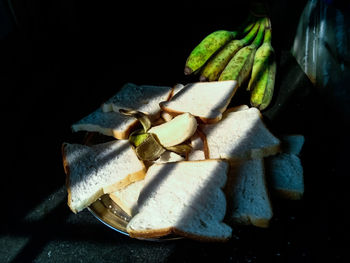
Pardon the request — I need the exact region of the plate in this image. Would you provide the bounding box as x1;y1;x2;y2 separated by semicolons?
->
88;194;183;241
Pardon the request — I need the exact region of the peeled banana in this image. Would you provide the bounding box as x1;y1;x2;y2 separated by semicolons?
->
249;18;276;110
218;18;266;86
199;20;260;82
148;112;197;147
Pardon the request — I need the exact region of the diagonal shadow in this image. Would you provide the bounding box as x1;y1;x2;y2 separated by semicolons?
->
4;80;282;263
7;196;136;262
62;138;131;193
9;199;71;263
131;114;266;242
72;83;174;136
160;81;239;122
62;82;183;199
44;75;282;250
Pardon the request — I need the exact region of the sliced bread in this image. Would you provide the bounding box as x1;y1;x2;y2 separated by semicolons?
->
188;105;250;161
102;83;172;114
72;83;172;139
62;140;146;213
199;107;281;163
126;160;232;241
279;134;305;155
109;179;145;217
225;158;273;228
159;80;238;124
266;153;304;200
265;135;305;200
109;151;184;217
71;108;140;139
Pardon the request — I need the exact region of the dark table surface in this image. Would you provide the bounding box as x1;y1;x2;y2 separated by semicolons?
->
1;1;349;262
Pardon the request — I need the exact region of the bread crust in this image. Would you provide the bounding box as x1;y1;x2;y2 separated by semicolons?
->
127;227;174;239
103;168;147;193
166;85;177;101
62;143;76;213
128;226;231;242
229;217;270;228
195;128;210;159
274;189;303;200
111;119;140;140
159;104;223;124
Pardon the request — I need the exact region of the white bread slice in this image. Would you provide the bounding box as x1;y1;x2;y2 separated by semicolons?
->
266;153;304;200
62;140;146;213
126;160;232;241
280;134;305;155
102;83;172;114
225;158;273;228
188;105;250;161
71;108;140;139
109;180;145;217
72;83;172;139
200;107;281;163
109;151;184;217
265;135;305;200
159;80;238;124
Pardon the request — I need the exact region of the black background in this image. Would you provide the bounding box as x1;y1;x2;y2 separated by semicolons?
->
1;0;349;262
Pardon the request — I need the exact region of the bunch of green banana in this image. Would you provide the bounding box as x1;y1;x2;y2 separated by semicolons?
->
199;20;260;82
184;14;257;75
218;17;266;86
248;18;276;110
184;14;277;111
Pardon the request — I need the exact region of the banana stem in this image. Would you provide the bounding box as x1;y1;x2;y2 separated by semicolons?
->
263;18;272;44
241;21;255;36
236;13;256;36
251;18;266;47
241;21;260;45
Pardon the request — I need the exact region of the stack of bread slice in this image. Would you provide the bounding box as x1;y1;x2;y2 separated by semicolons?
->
62;81;304;241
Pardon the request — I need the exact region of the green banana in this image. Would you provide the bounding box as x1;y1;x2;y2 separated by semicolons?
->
218;18;266;86
249;18;276;110
199;20;260;82
184;30;237;75
184;13;257;75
